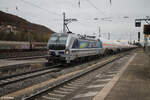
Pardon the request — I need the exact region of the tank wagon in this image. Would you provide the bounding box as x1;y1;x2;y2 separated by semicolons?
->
101;39;136;55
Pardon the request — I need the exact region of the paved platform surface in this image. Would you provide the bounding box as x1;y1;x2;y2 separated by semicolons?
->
94;49;150;100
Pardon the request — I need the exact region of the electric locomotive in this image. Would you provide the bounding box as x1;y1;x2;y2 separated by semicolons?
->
46;33;103;63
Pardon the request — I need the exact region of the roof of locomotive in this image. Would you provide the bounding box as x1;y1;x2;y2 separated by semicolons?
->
52;32;76;36
52;33;98;41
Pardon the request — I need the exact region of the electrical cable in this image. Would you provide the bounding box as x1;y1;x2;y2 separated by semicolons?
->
20;0;61;16
19;0;136;36
85;0;106;16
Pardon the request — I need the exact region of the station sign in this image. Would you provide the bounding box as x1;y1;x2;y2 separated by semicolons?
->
144;25;150;35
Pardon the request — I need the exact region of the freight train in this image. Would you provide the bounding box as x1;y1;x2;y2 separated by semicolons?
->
0;41;47;53
46;32;136;64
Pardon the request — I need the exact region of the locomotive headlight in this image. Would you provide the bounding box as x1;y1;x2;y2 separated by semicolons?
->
65;49;70;55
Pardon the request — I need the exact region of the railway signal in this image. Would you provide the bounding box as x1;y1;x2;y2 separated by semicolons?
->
135;21;141;27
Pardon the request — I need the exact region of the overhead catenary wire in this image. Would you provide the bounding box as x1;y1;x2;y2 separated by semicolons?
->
20;0;81;22
85;0;106;17
17;0;136;39
19;0;129;23
20;0;61;16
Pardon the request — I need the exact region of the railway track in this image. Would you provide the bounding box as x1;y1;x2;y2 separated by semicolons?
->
6;55;46;60
0;64;61;87
0;50;47;59
22;53;126;100
0;49;135;100
0;51;132;100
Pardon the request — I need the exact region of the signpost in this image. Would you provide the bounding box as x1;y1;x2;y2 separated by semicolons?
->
135;18;150;52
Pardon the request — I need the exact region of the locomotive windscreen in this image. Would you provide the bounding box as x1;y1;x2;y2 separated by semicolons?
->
48;34;68;44
48;34;68;50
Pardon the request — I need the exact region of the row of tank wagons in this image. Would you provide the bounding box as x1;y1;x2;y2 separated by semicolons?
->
102;41;136;54
46;33;136;63
0;41;47;50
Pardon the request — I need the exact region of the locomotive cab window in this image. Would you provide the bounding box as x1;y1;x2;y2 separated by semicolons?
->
48;34;68;50
48;36;58;44
48;34;68;44
59;36;68;44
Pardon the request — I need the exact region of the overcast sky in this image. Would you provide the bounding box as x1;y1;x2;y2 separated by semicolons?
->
0;0;150;41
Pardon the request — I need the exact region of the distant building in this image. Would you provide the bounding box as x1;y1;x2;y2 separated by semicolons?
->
0;24;17;34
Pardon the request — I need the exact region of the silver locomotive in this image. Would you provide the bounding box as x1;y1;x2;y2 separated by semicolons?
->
46;33;103;63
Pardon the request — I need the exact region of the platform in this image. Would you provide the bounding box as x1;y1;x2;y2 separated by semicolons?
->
93;49;150;100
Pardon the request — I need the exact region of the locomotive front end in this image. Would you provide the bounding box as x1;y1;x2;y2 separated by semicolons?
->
46;33;70;63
